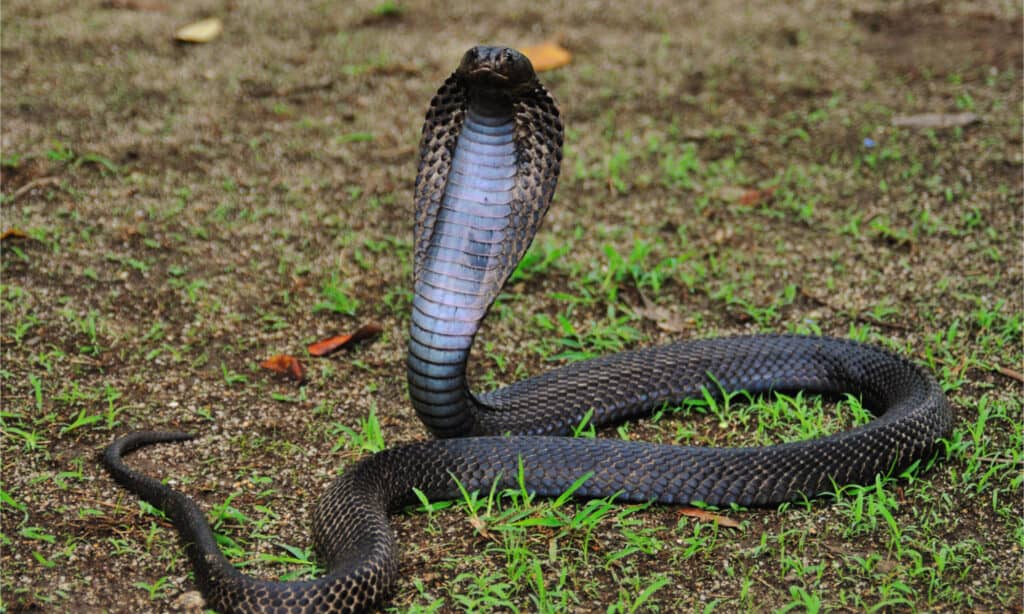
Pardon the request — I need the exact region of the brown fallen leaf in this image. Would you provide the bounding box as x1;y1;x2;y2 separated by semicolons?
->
635;296;690;333
1;228;29;241
714;185;775;206
519;42;572;72
891;112;981;129
738;186;776;206
175;17;223;44
307;323;383;357
468;515;494;541
678;507;741;528
260;354;305;382
308;334;356;356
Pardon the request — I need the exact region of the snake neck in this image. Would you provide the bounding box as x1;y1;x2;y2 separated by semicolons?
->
408;100;518;437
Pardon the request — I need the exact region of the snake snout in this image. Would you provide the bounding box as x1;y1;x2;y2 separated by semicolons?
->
458;45;536;88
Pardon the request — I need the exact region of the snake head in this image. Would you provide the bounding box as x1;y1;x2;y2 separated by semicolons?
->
456;46;537;92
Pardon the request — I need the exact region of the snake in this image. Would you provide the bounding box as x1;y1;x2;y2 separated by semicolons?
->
103;46;953;613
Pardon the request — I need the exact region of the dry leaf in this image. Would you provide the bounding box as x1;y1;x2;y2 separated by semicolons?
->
519;42;572;72
635;296;690;333
308;334;354;356
468;515;493;540
738;186;776;206
678;507;741;528
715;186;775;206
891;112;981;129
175;17;223;44
260;354;305;382
1;228;29;241
307;323;383;357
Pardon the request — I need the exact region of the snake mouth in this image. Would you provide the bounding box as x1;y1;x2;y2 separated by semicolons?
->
464;67;511;89
466;67;509;80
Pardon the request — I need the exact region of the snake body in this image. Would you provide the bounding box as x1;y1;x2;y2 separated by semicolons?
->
103;46;953;613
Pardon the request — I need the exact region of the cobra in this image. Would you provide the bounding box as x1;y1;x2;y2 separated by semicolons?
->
103;46;952;613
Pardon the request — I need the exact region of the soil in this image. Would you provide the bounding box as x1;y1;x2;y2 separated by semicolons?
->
2;1;1021;612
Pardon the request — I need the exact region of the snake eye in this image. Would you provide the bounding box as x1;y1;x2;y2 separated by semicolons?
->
458;47;481;73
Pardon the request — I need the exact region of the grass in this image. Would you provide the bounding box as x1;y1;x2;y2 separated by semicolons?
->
331;403;387;454
1;1;1021;612
314;272;361;316
385;384;1019;612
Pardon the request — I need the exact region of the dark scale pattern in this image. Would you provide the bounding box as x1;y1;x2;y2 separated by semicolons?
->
407;46;564;438
103;47;953;613
413;74;467;286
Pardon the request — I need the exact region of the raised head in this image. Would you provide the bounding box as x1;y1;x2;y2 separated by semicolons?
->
455;46;537;93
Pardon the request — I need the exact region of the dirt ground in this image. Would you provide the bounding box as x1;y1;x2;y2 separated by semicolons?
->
2;0;1022;612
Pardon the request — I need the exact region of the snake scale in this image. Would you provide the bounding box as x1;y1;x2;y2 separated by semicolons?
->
103;46;953;613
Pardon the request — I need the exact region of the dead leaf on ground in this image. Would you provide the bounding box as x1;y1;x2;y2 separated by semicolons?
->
891;112;981;129
738;186;776;206
714;185;775;206
520;42;572;72
175;17;223;44
307;323;383;357
678;507;741;528
260;354;305;382
1;228;30;241
468;515;494;541
635;296;691;333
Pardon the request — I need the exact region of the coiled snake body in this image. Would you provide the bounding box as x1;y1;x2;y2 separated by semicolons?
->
104;46;953;613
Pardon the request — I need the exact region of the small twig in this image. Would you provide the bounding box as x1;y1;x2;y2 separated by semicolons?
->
926;352;1023;384
995;365;1024;383
10;176;61;201
969;456;1022;466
